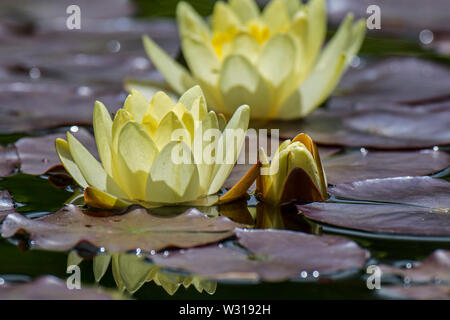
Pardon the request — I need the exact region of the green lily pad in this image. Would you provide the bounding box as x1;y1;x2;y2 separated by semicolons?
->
1;204;241;253
150;229;369;282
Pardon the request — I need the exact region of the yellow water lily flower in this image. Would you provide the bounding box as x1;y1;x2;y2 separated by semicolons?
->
55;86;250;209
140;0;365;120
256;133;327;204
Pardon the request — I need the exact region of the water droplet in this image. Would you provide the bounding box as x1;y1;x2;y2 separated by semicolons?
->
70;125;79;133
132;57;150;70
0;278;4;286
360;147;368;155
218;243;223;248
163;250;169;257
350;56;360;68
300;271;308;278
404;276;411;284
99;247;106;253
77;86;91;96
433;146;439;151
150;250;156;255
106;40;121;53
405;262;412;269
312;270;320;278
136;248;141;255
419;29;434;45
29;67;41;79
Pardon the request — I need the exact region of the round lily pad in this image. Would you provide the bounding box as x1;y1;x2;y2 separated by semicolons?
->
150;228;369;282
1;205;241;253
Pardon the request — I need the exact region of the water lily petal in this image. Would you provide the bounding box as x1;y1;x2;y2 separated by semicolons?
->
123;89;149;123
182;35;221;87
176;1;211;40
142;35;196;95
67;133;125;198
147;141;200;203
178;85;205;110
208;105;250;195
55;138;88;188
84;186;131;210
93;101;113;176
219;55;272;119
124;78;179;102
305;0;326;61
230;33;261;63
229;0;260;23
212;1;242;33
116;121;159;200
111;109;134;152
219;161;260;204
145;91;175;123
189;95;208;123
262;0;291;32
282;0;302;18
153;111;190;149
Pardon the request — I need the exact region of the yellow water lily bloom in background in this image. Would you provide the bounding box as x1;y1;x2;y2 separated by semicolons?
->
141;0;365;120
257;133;327;204
55;86;250;209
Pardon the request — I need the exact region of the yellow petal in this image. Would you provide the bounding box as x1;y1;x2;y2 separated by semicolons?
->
229;0;260;23
146;91;175;123
176;1;211;40
212;1;242;33
217;113;226;131
153;111;189;149
305;0;326;61
93;254;111;282
208;104;250;194
55;138;88;188
219;161;260;204
194;111;220;195
142;35;196;95
178;85;205;110
67;133;126;198
123;89;149;123
230;33;261;63
116;121;159;200
147;141;200;203
257;33;296;87
182;35;220;86
93;101;113;176
84;186;131;210
262;0;290;32
189;95;208;123
219;55;272;119
111;109;133;152
282;0;301;18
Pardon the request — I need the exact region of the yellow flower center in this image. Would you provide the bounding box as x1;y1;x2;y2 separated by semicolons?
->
211;21;271;59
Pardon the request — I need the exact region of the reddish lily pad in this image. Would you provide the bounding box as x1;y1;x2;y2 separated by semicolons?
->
267;102;450;149
1;204;241;253
0;190;15;222
330;58;450;109
328;1;450;36
0;275;122;300
380;250;450;283
379;285;450;300
323;151;450;185
378;250;450;300
0;145;19;176
299;201;450;237
0;80;125;133
16;127;97;175
150;229;368;282
329;177;450;208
